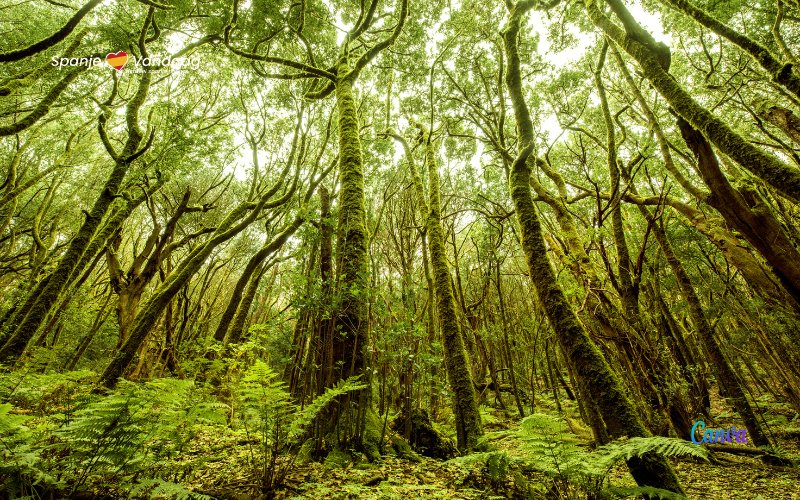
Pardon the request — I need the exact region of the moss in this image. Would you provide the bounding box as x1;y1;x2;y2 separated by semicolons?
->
504;5;684;494
296;438;316;465
316;61;371;447
362;409;384;461
391;407;457;459
333;66;369;350
323;448;352;469
389;434;422;462
421;132;483;452
585;0;800;202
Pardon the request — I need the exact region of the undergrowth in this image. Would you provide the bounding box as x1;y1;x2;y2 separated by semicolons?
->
0;362;364;499
1;364;712;499
450;413;708;499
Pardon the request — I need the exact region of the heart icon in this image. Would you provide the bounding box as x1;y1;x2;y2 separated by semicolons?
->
106;51;128;71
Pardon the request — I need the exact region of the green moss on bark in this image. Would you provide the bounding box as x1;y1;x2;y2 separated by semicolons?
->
320;63;371;446
586;0;800;202
423;134;483;452
504;3;684;493
388;126;483;452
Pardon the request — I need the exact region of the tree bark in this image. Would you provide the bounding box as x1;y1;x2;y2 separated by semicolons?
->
586;0;800;202
503;2;684;492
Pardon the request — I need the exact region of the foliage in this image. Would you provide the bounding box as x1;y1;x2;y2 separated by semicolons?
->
452;413;708;498
1;373;226;498
234;359;367;494
128;478;214;500
2;0;800;496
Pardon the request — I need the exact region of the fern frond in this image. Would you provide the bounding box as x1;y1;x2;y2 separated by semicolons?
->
605;484;688;499
289;376;367;440
592;436;709;470
0;402;31;436
129;478;215;499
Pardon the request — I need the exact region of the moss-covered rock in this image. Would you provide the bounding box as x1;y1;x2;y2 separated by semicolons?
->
391;408;457;459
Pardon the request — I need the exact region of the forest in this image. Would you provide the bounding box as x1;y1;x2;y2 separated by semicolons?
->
1;0;800;497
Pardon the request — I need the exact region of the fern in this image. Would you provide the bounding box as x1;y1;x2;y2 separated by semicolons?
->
129;478;215;499
0;402;62;496
53;378;227;494
606;485;689;500
0;370;95;415
592;436;708;470
289;375;367;440
454;413;706;499
0;402;31;441
233;360;366;494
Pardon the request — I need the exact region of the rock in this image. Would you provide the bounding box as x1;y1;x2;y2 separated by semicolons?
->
391;408;457;459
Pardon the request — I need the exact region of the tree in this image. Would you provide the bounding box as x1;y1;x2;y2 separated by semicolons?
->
501;0;683;493
388;127;483;452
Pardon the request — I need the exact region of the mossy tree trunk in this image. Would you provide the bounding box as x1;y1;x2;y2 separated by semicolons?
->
212;250;267;343
502;2;684;493
225;0;407;452
759;105;800;145
423;134;483;452
675;117;800;312
589;0;800;307
215;218;303;345
609;43;800;313
226;252;290;346
388;129;483;452
585;0;800;202
324;66;371;446
0;27;154;364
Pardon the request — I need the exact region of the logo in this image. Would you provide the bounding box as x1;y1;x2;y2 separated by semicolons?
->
51;51;200;72
690;420;748;444
105;51;128;71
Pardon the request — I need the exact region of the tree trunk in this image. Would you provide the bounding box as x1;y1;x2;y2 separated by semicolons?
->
503;3;683;492
388;127;483;452
423;135;484;451
0;68;151;364
323;66;371;447
96;185;281;389
586;0;800;202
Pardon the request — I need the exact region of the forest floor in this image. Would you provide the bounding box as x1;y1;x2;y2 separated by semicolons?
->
190;393;800;500
5;370;798;499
